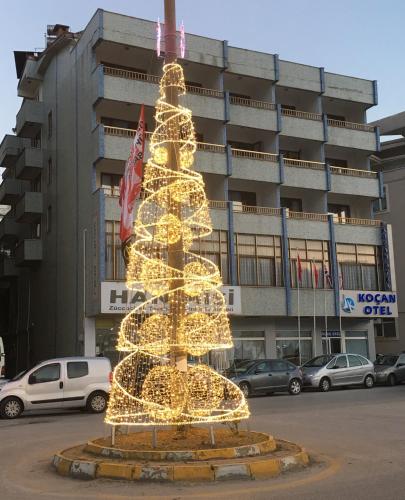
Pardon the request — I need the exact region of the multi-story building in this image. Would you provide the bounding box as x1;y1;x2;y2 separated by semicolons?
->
370;112;405;354
0;10;397;376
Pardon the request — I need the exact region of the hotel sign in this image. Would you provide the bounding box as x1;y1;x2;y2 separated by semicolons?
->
101;282;242;315
340;290;398;318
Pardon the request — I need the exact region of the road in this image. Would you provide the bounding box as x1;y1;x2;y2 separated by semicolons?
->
0;385;404;499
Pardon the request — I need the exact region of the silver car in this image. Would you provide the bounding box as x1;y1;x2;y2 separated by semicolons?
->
302;354;375;392
374;353;405;386
227;359;303;397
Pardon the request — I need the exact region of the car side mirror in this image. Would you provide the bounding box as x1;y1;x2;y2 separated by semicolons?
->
397;363;405;367
28;374;36;384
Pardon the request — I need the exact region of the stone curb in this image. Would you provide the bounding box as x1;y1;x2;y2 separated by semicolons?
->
84;431;276;462
52;440;309;482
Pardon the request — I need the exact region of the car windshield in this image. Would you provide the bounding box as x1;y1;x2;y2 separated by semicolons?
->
375;355;398;366
11;369;29;381
303;355;334;367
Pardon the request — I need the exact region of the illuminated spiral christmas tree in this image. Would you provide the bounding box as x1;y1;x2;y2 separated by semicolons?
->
105;48;249;428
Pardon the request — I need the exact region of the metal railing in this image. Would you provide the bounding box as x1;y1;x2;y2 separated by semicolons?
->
327;118;375;133
283;158;325;171
229;95;276;110
232;148;278;162
330;165;377;179
281;108;322;121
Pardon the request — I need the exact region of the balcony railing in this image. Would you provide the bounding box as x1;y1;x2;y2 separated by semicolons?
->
329;165;377;179
235;205;282;216
288;210;329;222
232;148;278;162
281;108;322;121
229;95;276;111
327;118;375;133
208;200;228;210
103;66;223;99
283;158;325;171
333;216;382;227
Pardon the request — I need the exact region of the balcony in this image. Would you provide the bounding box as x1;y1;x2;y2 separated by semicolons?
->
15;146;43;180
0;178;23;205
228;96;277;131
280;108;324;142
15;100;43;138
0;215;20;245
327;118;376;151
17;58;42;99
0;256;19;279
101;66;225;122
0;135;24;169
15;239;42;266
15;192;43;223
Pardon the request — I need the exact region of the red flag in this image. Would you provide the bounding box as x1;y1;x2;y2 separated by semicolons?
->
313;262;319;288
119;105;145;242
297;253;302;284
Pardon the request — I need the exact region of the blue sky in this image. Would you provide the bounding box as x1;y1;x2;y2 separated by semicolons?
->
1;0;404;139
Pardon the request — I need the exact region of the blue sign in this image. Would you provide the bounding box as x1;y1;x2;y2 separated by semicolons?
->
341;292;397;317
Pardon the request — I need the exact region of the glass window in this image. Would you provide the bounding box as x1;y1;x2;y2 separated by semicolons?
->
348;354;362;367
191;230;229;284
67;362;89;379
30;363;60;384
105;221;126;280
232;331;266;364
337;244;383;291
375;319;396;338
254;361;271;372
270;360;288;371
236;234;283;287
289;239;330;289
346;338;369;358
276;338;312;365
101;173;122;197
335;355;348;368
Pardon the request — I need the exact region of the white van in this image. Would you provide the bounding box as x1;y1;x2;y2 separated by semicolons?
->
0;357;112;419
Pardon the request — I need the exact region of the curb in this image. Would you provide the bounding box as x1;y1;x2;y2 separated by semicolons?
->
84;431;276;461
52;440;309;482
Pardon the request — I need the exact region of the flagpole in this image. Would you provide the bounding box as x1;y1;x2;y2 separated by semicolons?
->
312;261;316;356
338;273;343;341
324;277;328;354
296;250;301;366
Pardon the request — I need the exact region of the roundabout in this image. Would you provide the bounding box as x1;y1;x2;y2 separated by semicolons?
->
52;427;309;482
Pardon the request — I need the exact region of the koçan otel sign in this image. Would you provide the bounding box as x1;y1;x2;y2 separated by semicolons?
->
340;291;398;318
101;282;242;315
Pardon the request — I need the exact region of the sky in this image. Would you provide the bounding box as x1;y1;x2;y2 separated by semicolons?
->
1;0;404;140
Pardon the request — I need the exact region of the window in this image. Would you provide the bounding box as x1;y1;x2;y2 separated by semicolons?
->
279;149;300;160
254;361;271;373
281;197;302;212
227;140;263;151
101;173;122;197
232;331;266;364
100;116;138;130
375;318;396;338
46;206;52;233
235;234;283;287
348;354;362;367
191;230;229;284
328;203;351;219
337;244;383;290
270;359;289;371
47;158;52;185
327;114;346;122
105;220;126;280
345;331;369;357
335;355;348;368
229;190;257;207
325;158;348;168
280;104;296;111
289;239;330;288
29;363;60;384
48;111;53;138
276;331;312;365
67;362;89;379
31;175;41;193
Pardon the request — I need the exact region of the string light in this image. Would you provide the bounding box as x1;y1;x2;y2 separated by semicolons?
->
105;62;249;426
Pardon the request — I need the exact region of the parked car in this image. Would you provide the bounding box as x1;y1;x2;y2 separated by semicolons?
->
0;357;112;419
226;359;303;397
301;354;375;392
374;353;405;386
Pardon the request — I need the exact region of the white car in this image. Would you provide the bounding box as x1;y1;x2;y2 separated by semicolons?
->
0;357;112;419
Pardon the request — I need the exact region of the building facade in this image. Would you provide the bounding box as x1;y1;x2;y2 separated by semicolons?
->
371;112;405;354
0;10;397;376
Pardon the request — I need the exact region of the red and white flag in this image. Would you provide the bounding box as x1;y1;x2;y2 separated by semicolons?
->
297;253;303;284
119;105;145;242
312;261;319;288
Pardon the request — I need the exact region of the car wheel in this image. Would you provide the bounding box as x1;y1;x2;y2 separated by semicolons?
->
364;375;374;389
0;397;23;419
86;391;108;413
319;377;331;392
387;374;397;386
289;378;302;395
239;382;251;398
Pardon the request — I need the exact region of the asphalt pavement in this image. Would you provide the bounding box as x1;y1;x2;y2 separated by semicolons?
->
0;384;404;500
